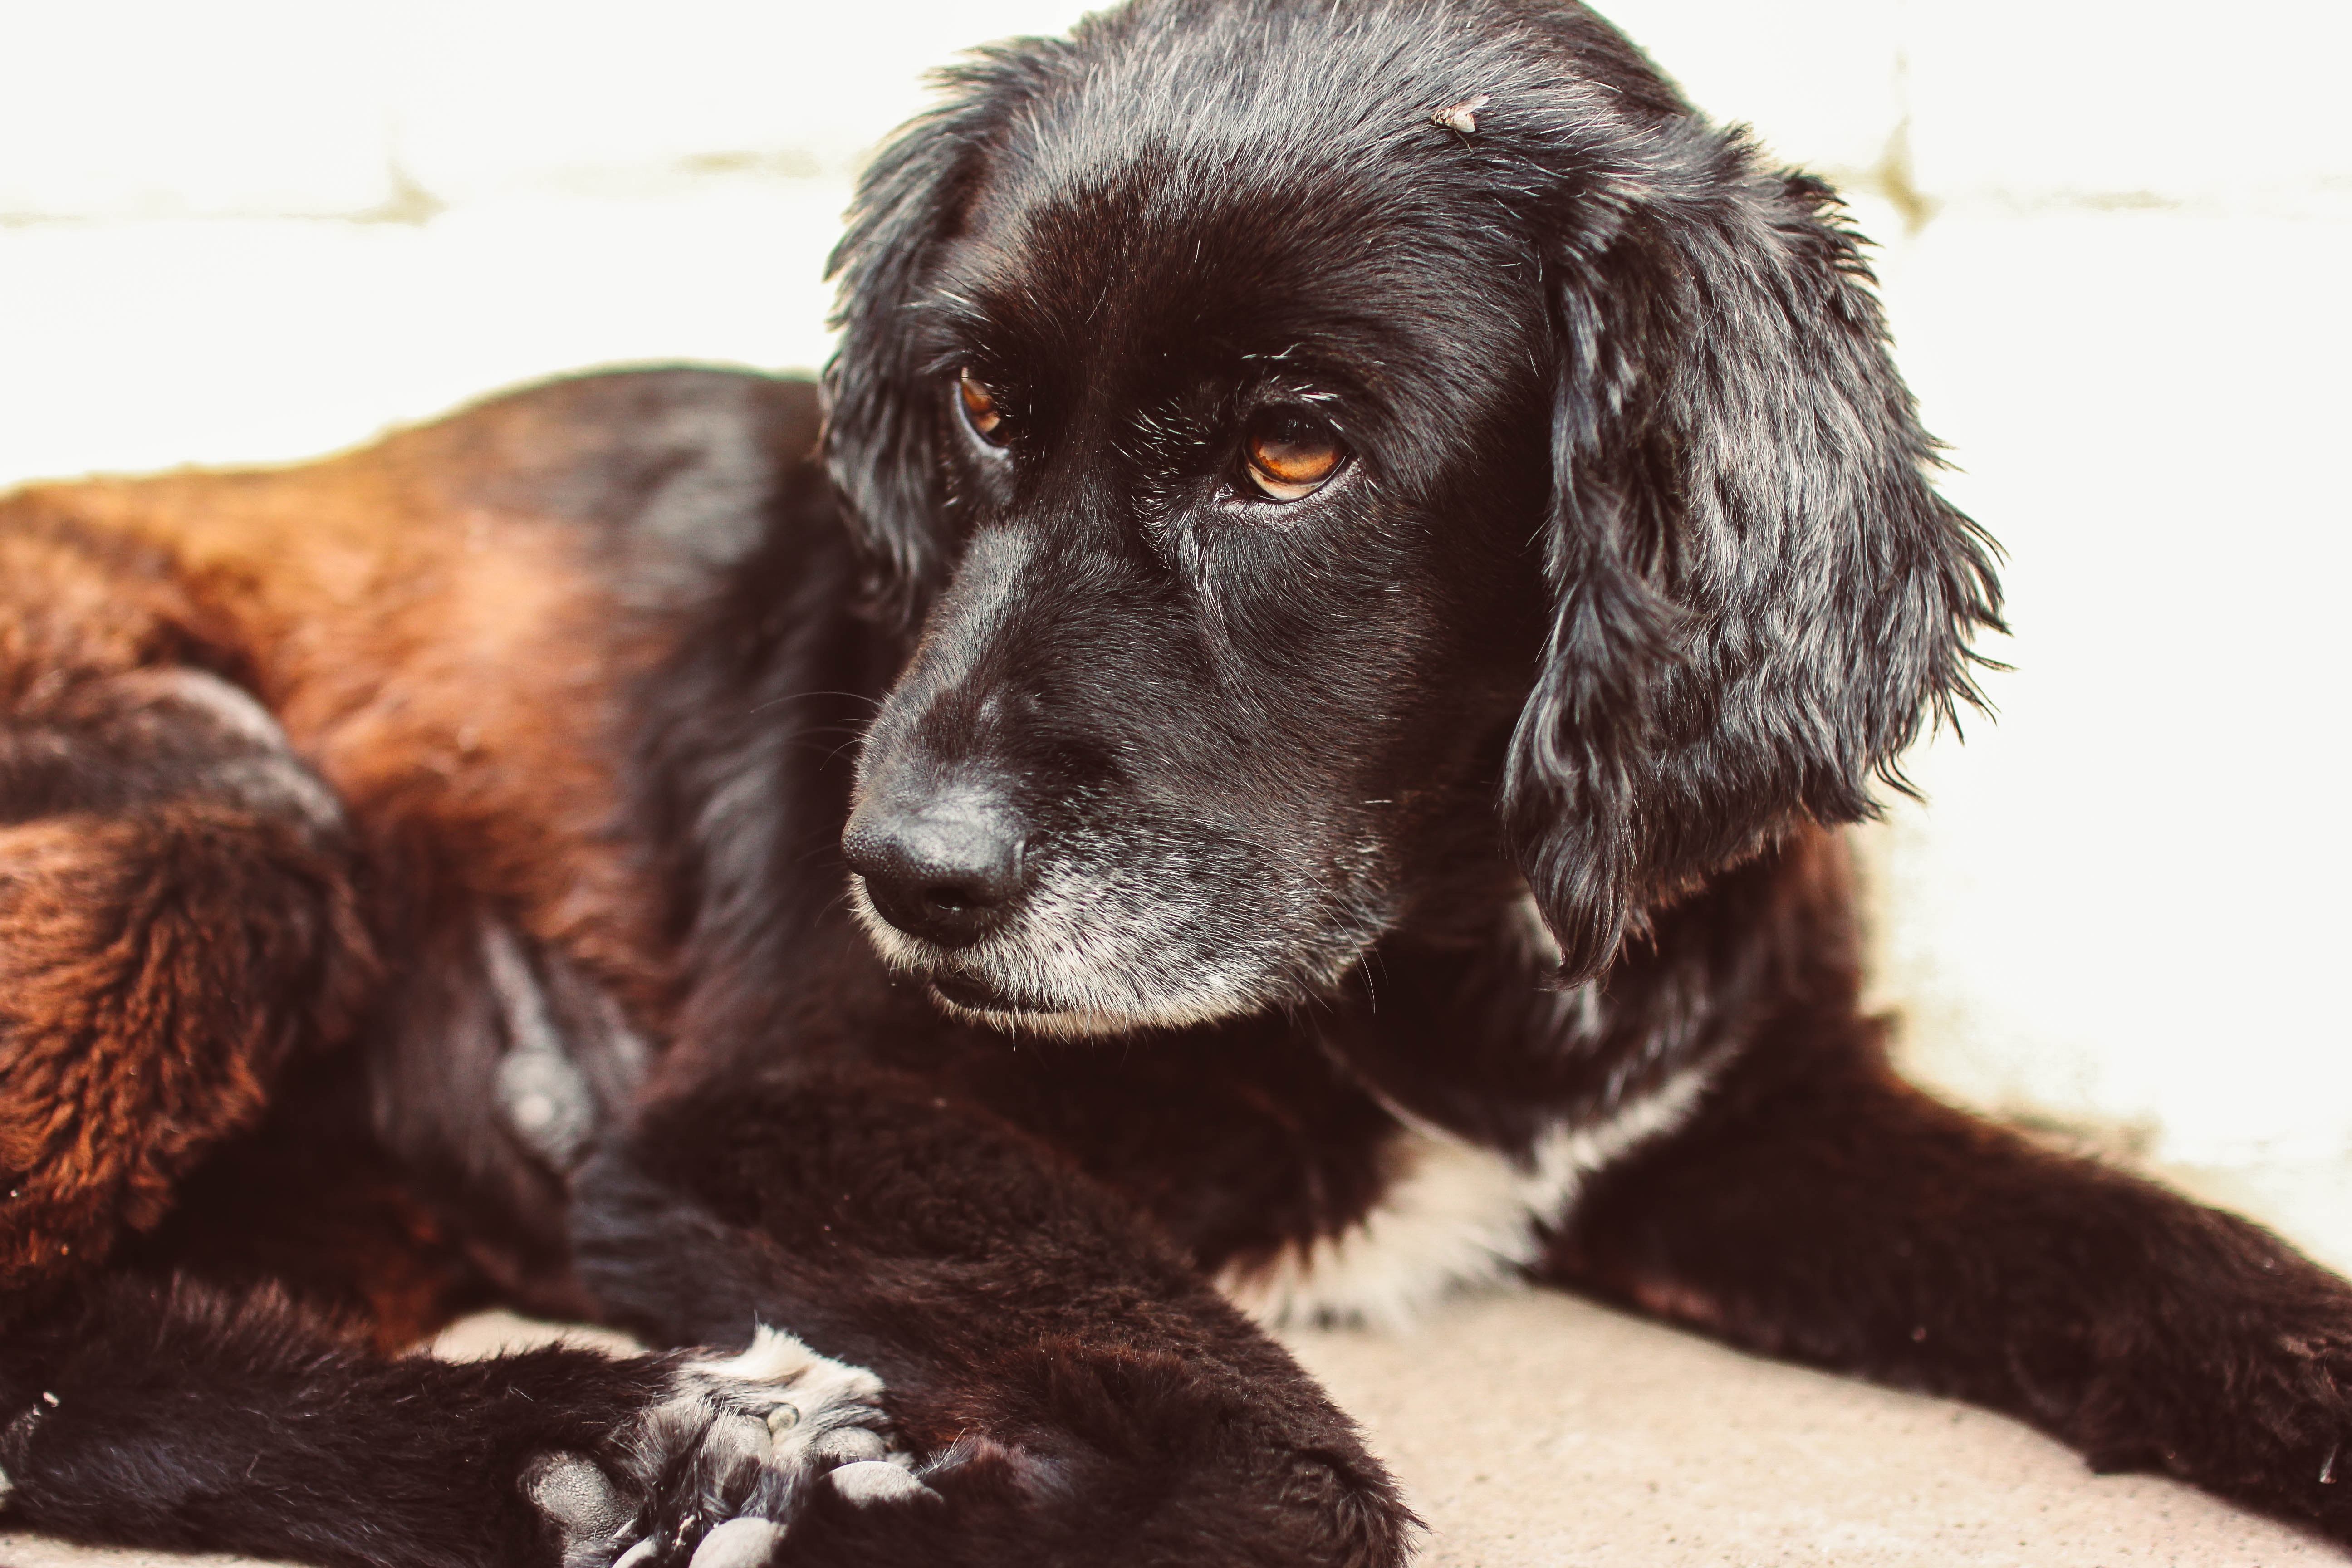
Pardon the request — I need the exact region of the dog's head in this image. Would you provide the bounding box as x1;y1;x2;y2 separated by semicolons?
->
823;0;2000;1036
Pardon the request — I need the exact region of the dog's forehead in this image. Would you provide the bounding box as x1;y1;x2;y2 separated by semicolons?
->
942;164;1522;368
930;13;1560;429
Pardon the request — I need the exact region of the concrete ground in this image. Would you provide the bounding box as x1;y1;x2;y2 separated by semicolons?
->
8;1187;2346;1568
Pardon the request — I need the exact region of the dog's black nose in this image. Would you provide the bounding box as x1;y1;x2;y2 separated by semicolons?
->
843;794;1029;948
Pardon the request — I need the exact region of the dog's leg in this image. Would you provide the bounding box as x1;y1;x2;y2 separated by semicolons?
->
0;784;368;1285
0;1273;909;1568
571;1064;1416;1567
1542;1013;2352;1543
0;578;374;1305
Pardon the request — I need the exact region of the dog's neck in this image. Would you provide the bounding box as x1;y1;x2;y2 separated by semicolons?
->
1326;823;1859;1152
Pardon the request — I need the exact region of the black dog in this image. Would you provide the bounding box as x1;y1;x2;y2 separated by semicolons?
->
5;0;2351;1563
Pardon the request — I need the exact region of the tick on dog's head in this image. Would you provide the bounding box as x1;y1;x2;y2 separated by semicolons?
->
823;0;2002;1037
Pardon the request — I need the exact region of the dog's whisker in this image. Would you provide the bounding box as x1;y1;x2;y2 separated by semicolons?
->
748;689;886;717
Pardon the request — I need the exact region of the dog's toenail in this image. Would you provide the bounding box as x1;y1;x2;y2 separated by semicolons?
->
829;1459;936;1507
810;1426;887;1465
687;1517;781;1568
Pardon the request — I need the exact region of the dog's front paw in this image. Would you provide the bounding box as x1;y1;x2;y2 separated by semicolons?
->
2053;1239;2352;1546
526;1326;938;1568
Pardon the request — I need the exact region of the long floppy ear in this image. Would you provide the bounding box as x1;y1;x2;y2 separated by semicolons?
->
821;47;1056;623
1505;126;2004;982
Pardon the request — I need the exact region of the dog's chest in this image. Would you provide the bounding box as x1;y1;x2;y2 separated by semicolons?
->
1215;1061;1712;1329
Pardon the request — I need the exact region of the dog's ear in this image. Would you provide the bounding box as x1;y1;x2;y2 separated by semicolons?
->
822;51;1044;623
1505;129;2004;982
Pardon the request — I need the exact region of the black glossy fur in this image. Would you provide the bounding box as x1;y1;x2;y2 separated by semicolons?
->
6;0;2352;1564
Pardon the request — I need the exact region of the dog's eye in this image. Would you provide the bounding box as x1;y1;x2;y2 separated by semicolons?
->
1242;410;1348;501
957;369;1009;446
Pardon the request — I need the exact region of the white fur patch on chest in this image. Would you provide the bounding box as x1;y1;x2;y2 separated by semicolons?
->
1218;1061;1713;1331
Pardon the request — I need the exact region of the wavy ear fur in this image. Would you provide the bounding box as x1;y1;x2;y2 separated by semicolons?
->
822;46;1065;624
1505;123;2004;982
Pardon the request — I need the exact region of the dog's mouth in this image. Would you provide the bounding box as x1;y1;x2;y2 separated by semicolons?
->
920;968;1157;1039
926;971;1031;1014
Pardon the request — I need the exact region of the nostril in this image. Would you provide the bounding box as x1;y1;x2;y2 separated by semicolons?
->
918;837;1027;914
923;882;980;914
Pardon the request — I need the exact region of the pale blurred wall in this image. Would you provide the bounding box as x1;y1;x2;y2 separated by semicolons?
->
3;3;2347;1204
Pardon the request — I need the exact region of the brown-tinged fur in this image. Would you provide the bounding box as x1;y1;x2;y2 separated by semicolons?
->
14;436;672;1018
0;519;362;1301
119;1102;489;1353
0;406;678;1312
0;805;371;1298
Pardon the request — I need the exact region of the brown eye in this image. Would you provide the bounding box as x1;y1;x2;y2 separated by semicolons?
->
957;368;1008;445
1243;409;1348;501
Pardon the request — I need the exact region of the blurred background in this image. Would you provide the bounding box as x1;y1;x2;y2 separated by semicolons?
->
3;1;2347;1251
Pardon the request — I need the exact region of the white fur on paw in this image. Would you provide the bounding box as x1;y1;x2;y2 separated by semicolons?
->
523;1324;902;1568
828;1459;937;1508
681;1324;893;1470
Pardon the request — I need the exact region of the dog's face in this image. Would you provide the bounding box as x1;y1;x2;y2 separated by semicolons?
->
842;67;1560;1033
828;0;2001;1037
